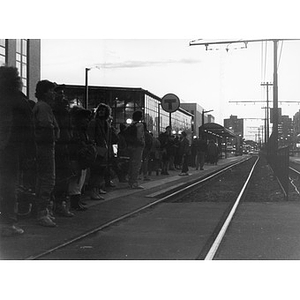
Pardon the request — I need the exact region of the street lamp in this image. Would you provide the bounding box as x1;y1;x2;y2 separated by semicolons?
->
85;66;100;109
85;68;90;109
202;109;213;125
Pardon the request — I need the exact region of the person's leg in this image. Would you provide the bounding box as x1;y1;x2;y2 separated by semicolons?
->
0;147;24;236
35;144;56;227
128;146;143;188
195;152;200;170
89;159;105;200
200;152;205;170
182;155;189;174
69;169;87;211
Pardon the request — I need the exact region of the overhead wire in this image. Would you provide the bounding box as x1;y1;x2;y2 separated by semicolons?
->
277;41;284;69
264;41;268;82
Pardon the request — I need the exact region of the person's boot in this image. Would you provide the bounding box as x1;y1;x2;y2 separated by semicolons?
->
37;209;57;227
1;224;24;237
55;200;75;217
70;195;87;211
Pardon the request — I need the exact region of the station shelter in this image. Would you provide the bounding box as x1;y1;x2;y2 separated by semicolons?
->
57;84;193;137
199;123;239;158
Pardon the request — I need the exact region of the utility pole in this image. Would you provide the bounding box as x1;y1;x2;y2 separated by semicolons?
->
261;82;273;144
273;40;279;151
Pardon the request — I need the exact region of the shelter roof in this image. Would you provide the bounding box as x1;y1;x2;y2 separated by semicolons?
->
199;122;237;138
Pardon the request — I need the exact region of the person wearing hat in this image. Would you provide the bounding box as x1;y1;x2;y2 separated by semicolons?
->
33;80;60;227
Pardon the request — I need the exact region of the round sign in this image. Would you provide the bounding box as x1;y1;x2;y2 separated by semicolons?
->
161;93;180;113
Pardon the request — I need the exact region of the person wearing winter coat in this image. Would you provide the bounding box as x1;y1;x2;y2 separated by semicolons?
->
52;90;74;217
68;107;94;211
0;66;35;236
126;110;145;189
207;139;219;165
33;80;60;227
148;133;161;176
88;103;118;199
116;123;130;183
140;122;153;181
179;131;190;176
158;126;173;175
195;134;207;170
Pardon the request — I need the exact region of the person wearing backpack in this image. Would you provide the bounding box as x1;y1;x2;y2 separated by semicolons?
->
125;110;145;189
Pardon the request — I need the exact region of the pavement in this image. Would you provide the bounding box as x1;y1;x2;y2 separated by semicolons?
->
2;154;300;260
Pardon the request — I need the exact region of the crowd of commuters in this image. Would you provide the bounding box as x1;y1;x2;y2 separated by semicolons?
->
0;65;221;237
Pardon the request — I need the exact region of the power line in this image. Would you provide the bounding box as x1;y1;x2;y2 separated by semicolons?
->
278;41;284;69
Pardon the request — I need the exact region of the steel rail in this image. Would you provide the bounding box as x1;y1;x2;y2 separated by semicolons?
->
204;156;260;260
289;166;300;176
289;167;300;196
27;157;253;260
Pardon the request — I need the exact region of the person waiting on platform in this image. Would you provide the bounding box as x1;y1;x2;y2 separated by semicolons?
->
88;103;111;200
158;126;173;175
33;80;60;227
125;110;145;189
52;89;74;217
0;66;35;236
140;122;153;181
179;131;190;176
148;133;161;176
207;139;219;165
195;134;207;170
68;107;95;211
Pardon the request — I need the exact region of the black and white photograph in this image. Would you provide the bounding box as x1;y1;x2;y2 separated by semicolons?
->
1;1;300;299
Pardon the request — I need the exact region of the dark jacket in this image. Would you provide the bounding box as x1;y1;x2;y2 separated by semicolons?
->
88;118;118;160
33;100;60;144
0;92;35;160
180;137;190;156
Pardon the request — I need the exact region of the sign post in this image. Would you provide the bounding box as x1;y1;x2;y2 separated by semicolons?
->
161;93;180;127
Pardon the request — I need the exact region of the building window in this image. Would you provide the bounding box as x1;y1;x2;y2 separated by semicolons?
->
16;39;28;95
0;39;6;66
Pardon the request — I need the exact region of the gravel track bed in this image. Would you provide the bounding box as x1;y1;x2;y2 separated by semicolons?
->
244;156;285;202
176;157;258;203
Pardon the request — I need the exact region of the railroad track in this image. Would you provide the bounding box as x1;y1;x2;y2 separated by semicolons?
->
289;163;300;198
28;156;260;260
